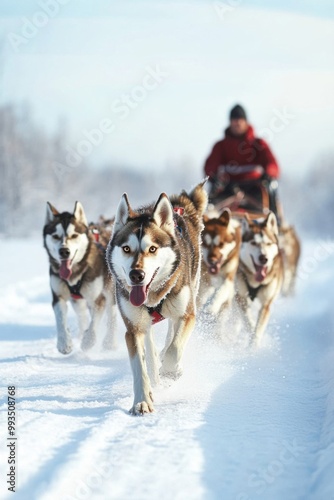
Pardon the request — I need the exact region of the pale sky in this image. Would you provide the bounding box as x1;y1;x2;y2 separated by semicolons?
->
1;0;333;178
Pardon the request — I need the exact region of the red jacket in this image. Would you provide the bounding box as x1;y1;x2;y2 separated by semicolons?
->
204;125;280;181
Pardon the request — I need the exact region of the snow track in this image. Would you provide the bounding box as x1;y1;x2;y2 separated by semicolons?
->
0;238;333;499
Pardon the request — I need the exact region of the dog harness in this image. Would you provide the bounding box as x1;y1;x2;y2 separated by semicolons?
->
246;281;263;301
239;264;264;302
147;300;165;325
91;228;100;242
173;207;184;217
67;279;84;300
91;228;106;253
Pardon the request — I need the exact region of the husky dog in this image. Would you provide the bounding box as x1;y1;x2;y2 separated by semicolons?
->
199;209;241;320
43;202;117;354
279;225;301;296
236;212;283;346
107;182;207;415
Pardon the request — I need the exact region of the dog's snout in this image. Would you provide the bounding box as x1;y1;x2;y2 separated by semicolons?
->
129;269;145;284
259;254;268;265
59;247;70;259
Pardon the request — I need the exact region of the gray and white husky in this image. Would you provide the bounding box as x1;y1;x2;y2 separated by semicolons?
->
43;201;117;354
107;182;208;415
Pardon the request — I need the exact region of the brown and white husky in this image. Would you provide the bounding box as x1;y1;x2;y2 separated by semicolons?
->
106;182;208;414
199;209;241;324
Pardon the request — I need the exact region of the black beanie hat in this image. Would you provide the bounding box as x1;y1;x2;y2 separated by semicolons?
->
230;104;247;121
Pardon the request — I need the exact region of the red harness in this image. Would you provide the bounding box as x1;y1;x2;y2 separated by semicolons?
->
91;228;100;242
147;303;165;325
173;207;184;217
173;206;184;236
150;310;165;324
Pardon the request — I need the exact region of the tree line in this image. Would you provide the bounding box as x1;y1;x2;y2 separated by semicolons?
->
0;102;332;238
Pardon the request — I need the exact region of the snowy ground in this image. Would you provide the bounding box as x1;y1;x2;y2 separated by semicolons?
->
0;236;333;500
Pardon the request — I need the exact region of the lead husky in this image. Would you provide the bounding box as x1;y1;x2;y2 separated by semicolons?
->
236;212;283;346
199;209;241;321
107;182;207;415
43;202;117;354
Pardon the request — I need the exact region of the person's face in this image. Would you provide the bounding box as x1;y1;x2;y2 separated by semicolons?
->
230;118;248;136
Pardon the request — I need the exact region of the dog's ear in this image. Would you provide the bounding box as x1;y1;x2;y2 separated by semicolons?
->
46;202;59;224
264;211;279;237
219;208;231;226
241;213;251;234
113;193;131;233
189;180;208;216
153;193;175;234
73;201;88;227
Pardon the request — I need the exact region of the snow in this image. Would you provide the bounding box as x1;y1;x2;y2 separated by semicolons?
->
0;237;333;499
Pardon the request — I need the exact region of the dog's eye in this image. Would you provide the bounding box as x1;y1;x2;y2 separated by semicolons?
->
219;243;224;248
52;234;60;240
149;246;157;253
122;246;131;253
250;241;256;246
71;234;79;239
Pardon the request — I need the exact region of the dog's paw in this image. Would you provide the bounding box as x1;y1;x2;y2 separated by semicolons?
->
57;337;72;355
129;393;154;415
81;330;96;351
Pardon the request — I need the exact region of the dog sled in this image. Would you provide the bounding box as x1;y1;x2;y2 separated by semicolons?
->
208;165;278;221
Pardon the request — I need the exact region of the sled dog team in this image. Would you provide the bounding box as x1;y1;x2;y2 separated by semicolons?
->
43;180;300;415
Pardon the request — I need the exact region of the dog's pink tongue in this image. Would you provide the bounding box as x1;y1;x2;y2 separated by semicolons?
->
255;265;267;283
130;286;147;307
59;260;72;280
